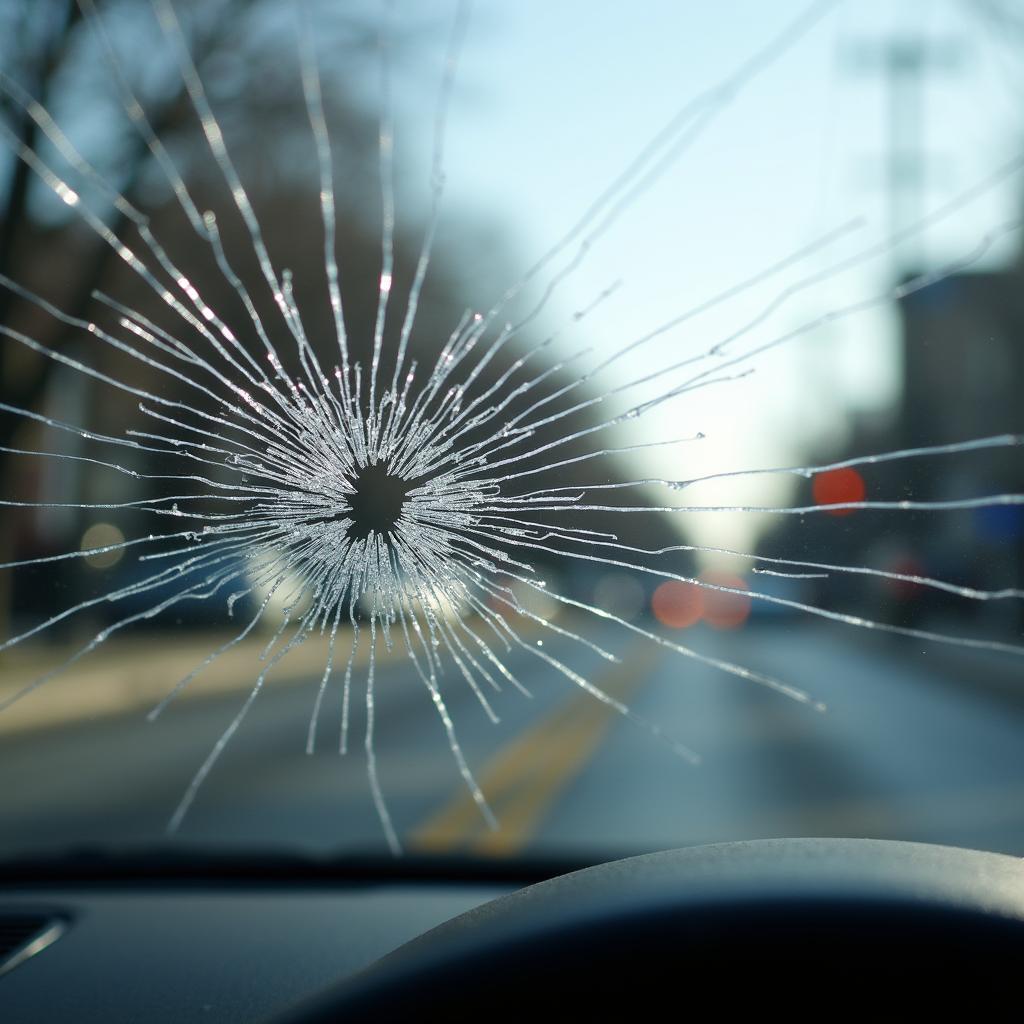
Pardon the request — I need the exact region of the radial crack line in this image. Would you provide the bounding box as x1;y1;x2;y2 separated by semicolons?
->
409;638;662;855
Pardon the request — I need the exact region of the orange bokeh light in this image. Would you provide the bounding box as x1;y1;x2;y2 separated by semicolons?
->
651;574;752;630
812;467;865;516
651;580;703;628
699;572;751;630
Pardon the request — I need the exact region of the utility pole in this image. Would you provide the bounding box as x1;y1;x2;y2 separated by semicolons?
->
845;36;962;273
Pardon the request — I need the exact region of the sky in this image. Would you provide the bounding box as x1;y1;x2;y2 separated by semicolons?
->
385;0;1024;555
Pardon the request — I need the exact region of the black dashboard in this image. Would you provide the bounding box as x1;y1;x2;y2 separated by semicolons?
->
3;840;1024;1021
0;852;527;1023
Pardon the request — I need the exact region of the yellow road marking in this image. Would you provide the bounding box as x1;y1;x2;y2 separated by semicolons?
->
409;638;661;856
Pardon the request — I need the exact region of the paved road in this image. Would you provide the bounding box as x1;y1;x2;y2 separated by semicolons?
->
2;618;1023;859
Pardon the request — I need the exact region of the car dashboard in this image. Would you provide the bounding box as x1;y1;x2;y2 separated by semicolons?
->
0;850;541;1023
3;840;1023;1020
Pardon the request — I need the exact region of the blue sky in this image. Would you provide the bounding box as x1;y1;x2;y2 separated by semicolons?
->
383;0;1024;554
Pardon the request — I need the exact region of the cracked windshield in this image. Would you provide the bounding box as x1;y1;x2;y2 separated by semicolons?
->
1;0;1022;863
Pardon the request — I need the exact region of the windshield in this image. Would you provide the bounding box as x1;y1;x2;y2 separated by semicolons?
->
1;0;1022;867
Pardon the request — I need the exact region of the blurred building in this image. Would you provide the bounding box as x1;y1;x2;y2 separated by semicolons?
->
757;254;1024;631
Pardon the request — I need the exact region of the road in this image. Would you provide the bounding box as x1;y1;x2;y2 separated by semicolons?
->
2;617;1023;860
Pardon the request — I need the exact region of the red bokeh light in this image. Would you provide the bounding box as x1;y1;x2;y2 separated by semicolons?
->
812;467;865;516
651;580;703;629
699;572;751;630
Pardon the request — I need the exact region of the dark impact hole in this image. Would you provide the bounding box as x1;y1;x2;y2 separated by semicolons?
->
345;462;415;542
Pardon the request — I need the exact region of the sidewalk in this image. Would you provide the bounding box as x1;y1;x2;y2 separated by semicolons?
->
0;611;549;737
0;627;393;736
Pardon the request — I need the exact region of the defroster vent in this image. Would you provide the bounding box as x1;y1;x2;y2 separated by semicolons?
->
0;912;68;978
